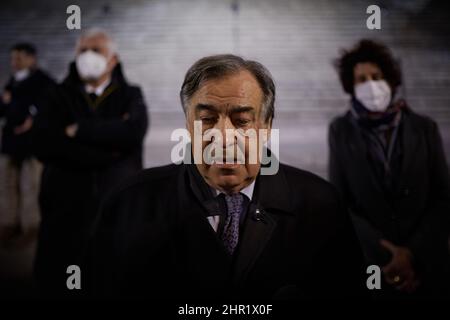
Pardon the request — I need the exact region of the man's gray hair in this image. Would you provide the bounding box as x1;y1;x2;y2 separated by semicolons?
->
76;27;117;55
180;54;275;123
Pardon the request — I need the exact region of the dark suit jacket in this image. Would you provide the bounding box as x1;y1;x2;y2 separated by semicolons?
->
0;68;55;159
328;108;450;294
89;162;367;299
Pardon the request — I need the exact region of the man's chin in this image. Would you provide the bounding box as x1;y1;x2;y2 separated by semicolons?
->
200;164;253;193
210;174;244;193
82;75;103;83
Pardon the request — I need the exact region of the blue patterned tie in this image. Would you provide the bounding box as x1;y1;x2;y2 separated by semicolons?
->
221;193;244;255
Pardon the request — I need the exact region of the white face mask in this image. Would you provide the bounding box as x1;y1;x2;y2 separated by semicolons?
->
14;68;30;82
354;80;392;112
76;50;108;81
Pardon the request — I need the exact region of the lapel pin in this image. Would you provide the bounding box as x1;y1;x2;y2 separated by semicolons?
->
253;208;265;222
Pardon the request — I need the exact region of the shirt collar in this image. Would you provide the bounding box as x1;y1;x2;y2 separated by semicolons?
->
13;68;30;82
213;180;255;201
85;77;111;96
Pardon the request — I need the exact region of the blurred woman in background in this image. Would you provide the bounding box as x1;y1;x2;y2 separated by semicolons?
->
329;39;450;298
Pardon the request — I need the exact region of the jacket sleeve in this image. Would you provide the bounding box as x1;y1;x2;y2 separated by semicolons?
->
33;72;57;118
75;87;148;152
407;120;450;264
32;87;120;170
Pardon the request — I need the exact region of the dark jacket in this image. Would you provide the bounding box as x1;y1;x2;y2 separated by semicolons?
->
0;68;55;160
33;62;148;295
328;108;450;295
89;163;367;299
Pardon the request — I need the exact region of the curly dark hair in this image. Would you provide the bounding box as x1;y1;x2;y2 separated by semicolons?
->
334;39;402;95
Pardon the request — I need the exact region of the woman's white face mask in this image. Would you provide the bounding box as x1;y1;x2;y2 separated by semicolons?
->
76;50;108;81
354;80;392;112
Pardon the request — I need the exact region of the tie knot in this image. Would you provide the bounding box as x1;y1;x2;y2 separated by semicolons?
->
224;193;244;214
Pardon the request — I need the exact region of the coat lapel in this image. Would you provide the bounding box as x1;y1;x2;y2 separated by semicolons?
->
181;163;293;285
177;165;233;272
233;165;294;285
399;111;422;189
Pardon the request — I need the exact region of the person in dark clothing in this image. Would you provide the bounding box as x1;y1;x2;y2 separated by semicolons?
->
329;39;450;298
32;29;148;297
89;54;367;299
0;43;55;247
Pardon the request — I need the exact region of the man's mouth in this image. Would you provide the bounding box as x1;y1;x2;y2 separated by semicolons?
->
212;162;241;169
207;151;245;167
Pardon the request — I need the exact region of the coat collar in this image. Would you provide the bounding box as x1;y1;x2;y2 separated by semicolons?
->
185;163;222;217
184;156;295;217
256;160;295;215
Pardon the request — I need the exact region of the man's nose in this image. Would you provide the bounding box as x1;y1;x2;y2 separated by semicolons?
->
215;117;236;148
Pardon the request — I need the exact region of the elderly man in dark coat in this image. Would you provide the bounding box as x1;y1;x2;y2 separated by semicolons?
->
90;54;367;300
33;29;148;296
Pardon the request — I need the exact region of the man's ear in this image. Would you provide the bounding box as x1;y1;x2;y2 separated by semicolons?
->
186;119;191;133
261;118;272;143
29;55;37;68
108;53;118;69
185;106;194;132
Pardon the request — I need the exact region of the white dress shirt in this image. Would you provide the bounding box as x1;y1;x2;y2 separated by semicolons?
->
207;180;255;232
85;77;111;97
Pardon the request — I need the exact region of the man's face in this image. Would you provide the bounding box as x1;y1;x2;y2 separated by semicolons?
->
186;70;271;194
10;50;35;72
76;34;117;80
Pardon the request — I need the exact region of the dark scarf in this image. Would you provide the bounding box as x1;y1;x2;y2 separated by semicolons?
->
351;98;406;200
350;97;405;130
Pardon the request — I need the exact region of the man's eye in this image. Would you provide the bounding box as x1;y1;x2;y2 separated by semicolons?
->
235;119;251;127
373;74;382;80
200;117;215;124
357;76;367;83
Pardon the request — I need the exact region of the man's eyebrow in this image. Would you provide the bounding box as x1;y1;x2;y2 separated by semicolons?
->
195;103;218;113
195;104;255;115
230;106;255;114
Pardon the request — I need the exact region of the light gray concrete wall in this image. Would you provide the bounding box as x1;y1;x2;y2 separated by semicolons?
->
0;0;449;177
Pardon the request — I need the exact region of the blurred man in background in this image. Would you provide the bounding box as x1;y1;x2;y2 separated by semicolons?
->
0;43;55;248
329;39;450;298
32;28;148;297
